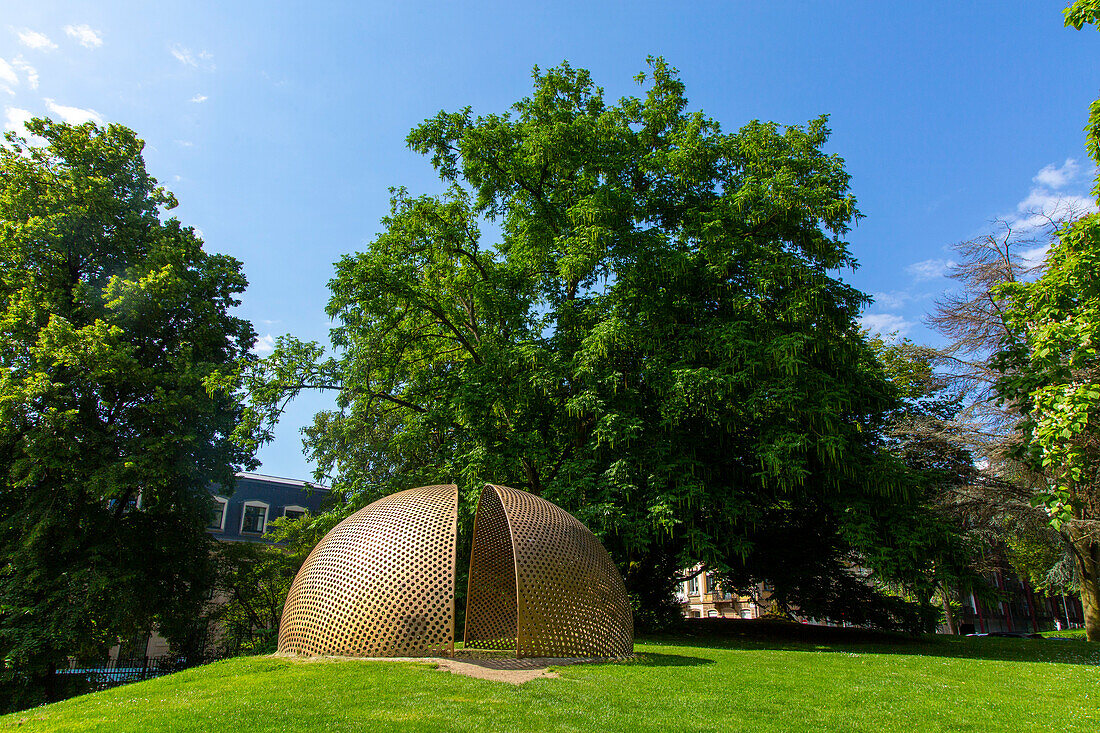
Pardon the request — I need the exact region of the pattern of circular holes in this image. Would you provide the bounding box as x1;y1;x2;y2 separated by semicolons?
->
463;485;518;650
473;485;634;658
277;484;458;658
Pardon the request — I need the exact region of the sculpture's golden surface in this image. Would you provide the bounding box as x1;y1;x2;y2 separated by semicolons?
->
464;485;634;658
277;482;632;659
277;484;458;657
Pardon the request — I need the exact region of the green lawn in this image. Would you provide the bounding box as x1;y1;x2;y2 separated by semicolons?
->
4;629;1098;732
1040;627;1090;639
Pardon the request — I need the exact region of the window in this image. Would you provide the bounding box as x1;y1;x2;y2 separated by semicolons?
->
740;608;754;620
688;575;700;596
107;491;143;514
240;502;269;534
704;573;715;595
208;496;228;531
283;505;307;520
708;610;719;618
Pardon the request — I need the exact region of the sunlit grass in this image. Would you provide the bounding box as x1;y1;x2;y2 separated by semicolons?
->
1040;627;1090;639
4;630;1097;732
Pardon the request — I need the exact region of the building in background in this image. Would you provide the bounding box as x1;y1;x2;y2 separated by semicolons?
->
677;569;769;619
954;569;1085;635
206;472;329;543
115;472;329;660
676;562;1087;634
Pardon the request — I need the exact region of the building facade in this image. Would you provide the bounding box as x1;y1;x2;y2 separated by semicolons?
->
954;570;1086;635
113;472;328;660
676;564;1088;634
677;569;768;619
206;472;330;543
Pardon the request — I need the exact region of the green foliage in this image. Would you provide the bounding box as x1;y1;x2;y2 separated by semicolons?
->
0;119;257;710
1066;0;1100;29
984;1;1100;643
207;542;300;657
1004;521;1071;594
994;213;1100;639
996;202;1100;525
864;338;996;605
247;59;949;632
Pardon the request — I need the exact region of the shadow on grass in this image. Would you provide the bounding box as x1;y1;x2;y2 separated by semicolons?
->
626;652;715;667
640;619;1100;667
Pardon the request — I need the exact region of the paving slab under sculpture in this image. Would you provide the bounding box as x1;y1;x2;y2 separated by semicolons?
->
277;482;633;658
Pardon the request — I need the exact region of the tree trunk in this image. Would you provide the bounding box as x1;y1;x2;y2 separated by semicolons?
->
1069;522;1100;642
1024;581;1040;633
939;584;957;635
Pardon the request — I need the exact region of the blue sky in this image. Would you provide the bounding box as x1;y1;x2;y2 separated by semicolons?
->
3;2;1098;481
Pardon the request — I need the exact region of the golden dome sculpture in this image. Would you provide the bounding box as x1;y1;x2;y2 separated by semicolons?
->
277;482;633;659
464;484;634;658
277;484;459;657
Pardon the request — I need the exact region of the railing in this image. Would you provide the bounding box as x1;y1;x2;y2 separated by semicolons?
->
58;655;193;692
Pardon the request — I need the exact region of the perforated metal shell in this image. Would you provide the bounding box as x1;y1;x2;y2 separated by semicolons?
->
277;484;458;657
464;484;634;658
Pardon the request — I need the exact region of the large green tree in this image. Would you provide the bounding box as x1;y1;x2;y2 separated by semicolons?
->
0;119;256;709
206;541;301;657
984;0;1100;642
995;217;1100;640
248;60;949;631
922;221;1082;623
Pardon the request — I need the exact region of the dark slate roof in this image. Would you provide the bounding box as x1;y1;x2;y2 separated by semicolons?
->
206;472;331;544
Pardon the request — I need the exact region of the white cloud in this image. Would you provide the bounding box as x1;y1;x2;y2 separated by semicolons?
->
859;313;914;339
0;58;16;95
1004;160;1100;232
63;24;103;49
170;44;194;66
3;106;33;133
905;258;955;281
1033;159;1080;190
0;56;39;95
1010;188;1098;231
3;106;47;147
1018;244;1050;271
871;291;914;310
170;44;215;71
189;94;208;103
252;334;276;355
44;98;102;125
174;139;194;147
0;59;16;85
12;56;38;89
17;29;57;51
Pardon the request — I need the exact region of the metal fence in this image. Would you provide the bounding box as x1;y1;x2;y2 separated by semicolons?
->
59;655;193;692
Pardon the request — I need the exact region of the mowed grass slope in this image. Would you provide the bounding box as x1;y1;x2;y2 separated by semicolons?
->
4;629;1098;732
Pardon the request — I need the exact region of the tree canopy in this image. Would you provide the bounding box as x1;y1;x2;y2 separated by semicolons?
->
994;214;1100;640
0;119;256;709
249;59;953;631
977;0;1100;642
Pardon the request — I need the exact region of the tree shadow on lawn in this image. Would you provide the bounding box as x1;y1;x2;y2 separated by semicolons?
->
624;652;715;667
641;619;1100;667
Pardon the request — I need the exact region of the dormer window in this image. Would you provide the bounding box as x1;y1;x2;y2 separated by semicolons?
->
241;502;269;535
283;505;307;521
208;496;228;531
